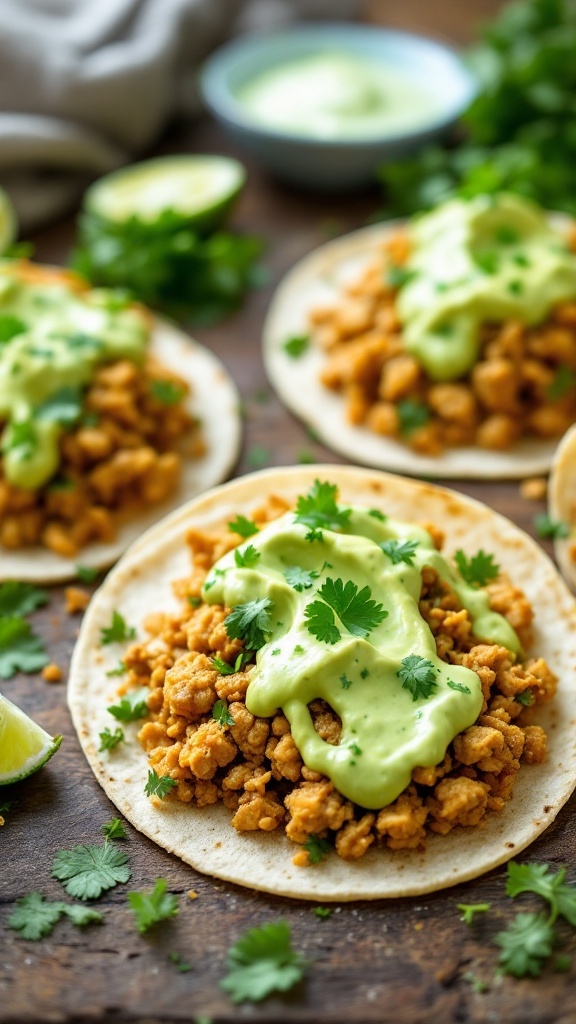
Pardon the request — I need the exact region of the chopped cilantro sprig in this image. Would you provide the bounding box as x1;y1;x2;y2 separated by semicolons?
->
51;843;131;901
294;480;351;540
128;878;179;933
220;920;308;1003
8;892;103;941
305;577;387;645
455;549;500;587
224;597;273;651
397;655;438;702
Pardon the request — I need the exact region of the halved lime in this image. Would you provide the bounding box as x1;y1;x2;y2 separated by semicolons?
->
0;186;17;255
85;155;246;232
0;693;61;785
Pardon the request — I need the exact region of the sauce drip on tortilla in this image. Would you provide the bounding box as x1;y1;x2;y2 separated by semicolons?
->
203;499;521;809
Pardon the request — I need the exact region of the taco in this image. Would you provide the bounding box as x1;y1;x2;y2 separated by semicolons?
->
0;261;241;582
68;466;576;900
264;194;576;479
549;423;576;591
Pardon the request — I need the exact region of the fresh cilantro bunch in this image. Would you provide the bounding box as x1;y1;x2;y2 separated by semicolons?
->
220;920;308;1003
72;210;262;325
379;0;576;217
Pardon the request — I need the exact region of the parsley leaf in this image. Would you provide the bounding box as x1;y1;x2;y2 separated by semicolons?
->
534;513;570;540
102;818;127;840
107;688;149;722
36;386;83;427
0;582;49;617
294;480;351;536
316;577;387;639
224;597;273;651
128;878;179;933
447;680;471;695
397;399;430;436
380;538;419;566
145;770;178;799
283;566;320;592
234;545;260;569
52;843;131;900
283;334;310;358
99;610;136;645
98;726;125;751
212;699;235;729
455;549;500;587
397;655;438;702
0;616;48;679
228;515;259;538
150;379;186;406
304;600;340;645
458;903;491;925
7;892;103;940
303;834;332;865
494;912;554;978
220;920;307;1003
76;565;99;584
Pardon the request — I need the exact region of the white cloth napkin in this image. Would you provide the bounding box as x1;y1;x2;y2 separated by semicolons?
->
0;0;360;229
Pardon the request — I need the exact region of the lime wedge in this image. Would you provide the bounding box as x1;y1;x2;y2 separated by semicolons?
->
0;186;17;255
0;693;61;785
85;155;246;232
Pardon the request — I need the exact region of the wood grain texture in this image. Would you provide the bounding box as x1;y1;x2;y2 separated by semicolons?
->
2;4;576;1019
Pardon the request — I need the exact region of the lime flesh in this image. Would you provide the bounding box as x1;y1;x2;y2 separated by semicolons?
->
0;693;61;785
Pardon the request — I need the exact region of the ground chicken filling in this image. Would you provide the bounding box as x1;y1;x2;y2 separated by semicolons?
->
121;496;556;865
310;228;576;455
0;355;201;556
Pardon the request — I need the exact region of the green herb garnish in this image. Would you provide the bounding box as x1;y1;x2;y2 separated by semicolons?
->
455;549;500;587
52;843;131;900
144;770;178;799
128;878;179;933
397;655;438;702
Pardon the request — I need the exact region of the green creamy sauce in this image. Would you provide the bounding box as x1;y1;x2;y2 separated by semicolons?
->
0;265;149;489
397;193;576;381
235;53;445;141
203;509;521;809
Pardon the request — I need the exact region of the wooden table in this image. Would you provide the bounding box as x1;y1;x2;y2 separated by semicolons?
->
3;7;576;1023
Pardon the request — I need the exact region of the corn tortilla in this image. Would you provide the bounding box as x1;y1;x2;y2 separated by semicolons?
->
68;466;576;900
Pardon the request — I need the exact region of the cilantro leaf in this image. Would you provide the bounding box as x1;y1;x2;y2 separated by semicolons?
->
313;907;332;919
397;399;430;436
102;818;127;840
386;265;417;289
455;549;500;587
212;656;236;675
128;878;179;933
458;903;491;925
212;699;235;729
168;951;193;973
515;690;534;707
2;419;37;460
234;545;260;569
150;379;186;406
99;610;136;645
317;577;387;639
534;514;570;540
228;515;259;538
98;726;125;751
0;582;49;617
447;679;471;695
52;843;131;900
246;445;270;469
0;313;26;344
283;334;310;358
397;655;438;701
303;834;332;865
36;386;84;427
76;565;99;584
506;861;576;928
368;509;387;521
106;660;126;678
380;539;419;566
0;616;48;679
145;770;178;799
294;480;351;536
7;892;102;940
107;687;149;722
547;364;576;400
224;597;273;651
283;566;319;591
220;920;307;1003
304;600;340;645
494;912;554;978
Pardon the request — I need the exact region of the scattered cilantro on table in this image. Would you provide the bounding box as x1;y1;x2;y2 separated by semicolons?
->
107;687;149;722
228;515;259;538
52;843;131;900
380;539;419;566
284;566;320;591
0;582;48;617
313;907;332;919
294;480;351;540
168;951;193;973
533;513;570;539
495;912;555;978
76;565;100;584
128;878;179;933
297;449;316;464
303;834;332;865
220;920;308;1003
98;726;125;751
7;892;103;940
0;616;48;679
99;610;136;645
225;597;273;651
455;549;500;587
234;544;260;569
102;818;128;841
458;903;491;925
144;770;178;799
212;700;235;729
397;655;438;702
245;446;270;469
305;577;387;645
283;334;310;359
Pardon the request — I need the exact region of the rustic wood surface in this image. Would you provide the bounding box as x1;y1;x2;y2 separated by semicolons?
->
3;4;576;1023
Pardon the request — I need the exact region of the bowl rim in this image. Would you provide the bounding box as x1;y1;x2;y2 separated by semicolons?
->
200;21;478;148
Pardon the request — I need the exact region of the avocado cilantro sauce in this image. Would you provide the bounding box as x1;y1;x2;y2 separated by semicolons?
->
397;193;576;381
203;482;520;810
0;264;148;490
235;53;445;141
